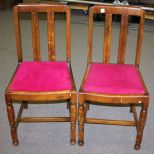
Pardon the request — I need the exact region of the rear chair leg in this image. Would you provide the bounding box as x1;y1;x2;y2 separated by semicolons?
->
23;101;28;109
67;99;70;109
84;103;89;119
134;101;149;150
130;104;133;113
86;101;90;110
70;94;77;145
5;95;19;146
78;94;85;146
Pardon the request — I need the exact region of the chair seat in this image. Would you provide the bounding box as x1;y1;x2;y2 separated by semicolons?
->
10;61;72;92
83;63;145;94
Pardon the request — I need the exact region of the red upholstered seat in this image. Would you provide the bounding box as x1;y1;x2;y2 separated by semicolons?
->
10;61;72;92
83;63;145;94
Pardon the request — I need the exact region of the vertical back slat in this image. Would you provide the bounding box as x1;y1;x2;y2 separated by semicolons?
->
88;10;94;63
117;15;129;64
47;12;55;61
31;12;40;61
135;14;145;67
66;8;71;62
13;6;23;62
103;13;112;63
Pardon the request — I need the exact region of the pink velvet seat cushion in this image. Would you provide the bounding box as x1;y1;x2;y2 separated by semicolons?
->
83;63;145;94
10;61;72;92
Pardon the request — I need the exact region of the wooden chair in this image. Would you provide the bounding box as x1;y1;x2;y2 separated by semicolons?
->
78;5;149;150
5;4;77;145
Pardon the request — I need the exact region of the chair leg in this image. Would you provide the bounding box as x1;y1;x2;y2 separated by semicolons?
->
130;104;133;113
84;103;89;119
23;101;28;109
134;101;149;150
70;93;77;145
86;101;90;110
5;96;19;146
67;99;70;109
78;94;85;146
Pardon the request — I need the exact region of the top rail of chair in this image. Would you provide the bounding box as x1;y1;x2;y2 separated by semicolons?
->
89;5;144;16
14;3;70;12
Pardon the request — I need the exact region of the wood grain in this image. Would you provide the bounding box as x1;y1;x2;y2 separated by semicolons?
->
31;12;40;61
103;13;112;63
47;12;55;61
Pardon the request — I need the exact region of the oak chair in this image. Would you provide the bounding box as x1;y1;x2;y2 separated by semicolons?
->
5;4;77;145
78;5;149;150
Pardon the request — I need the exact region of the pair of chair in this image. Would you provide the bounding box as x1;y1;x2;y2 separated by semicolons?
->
5;4;149;150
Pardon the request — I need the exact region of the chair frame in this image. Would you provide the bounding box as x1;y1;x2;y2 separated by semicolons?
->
5;4;77;146
78;5;149;150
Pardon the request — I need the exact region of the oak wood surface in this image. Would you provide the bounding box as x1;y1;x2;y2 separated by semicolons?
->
31;12;40;61
117;15;128;64
47;12;55;61
103;13;112;63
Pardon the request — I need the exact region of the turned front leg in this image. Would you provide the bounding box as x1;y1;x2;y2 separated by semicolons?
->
134;101;149;150
78;94;85;146
70;93;77;145
5;96;19;146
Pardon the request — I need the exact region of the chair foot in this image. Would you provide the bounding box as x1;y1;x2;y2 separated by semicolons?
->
13;140;19;146
134;144;140;150
70;140;76;145
70;124;76;146
78;140;84;146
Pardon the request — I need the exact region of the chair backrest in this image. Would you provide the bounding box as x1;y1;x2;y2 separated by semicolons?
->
13;4;71;62
88;5;145;67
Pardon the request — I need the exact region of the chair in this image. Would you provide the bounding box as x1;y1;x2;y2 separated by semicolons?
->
78;5;149;150
5;4;77;145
